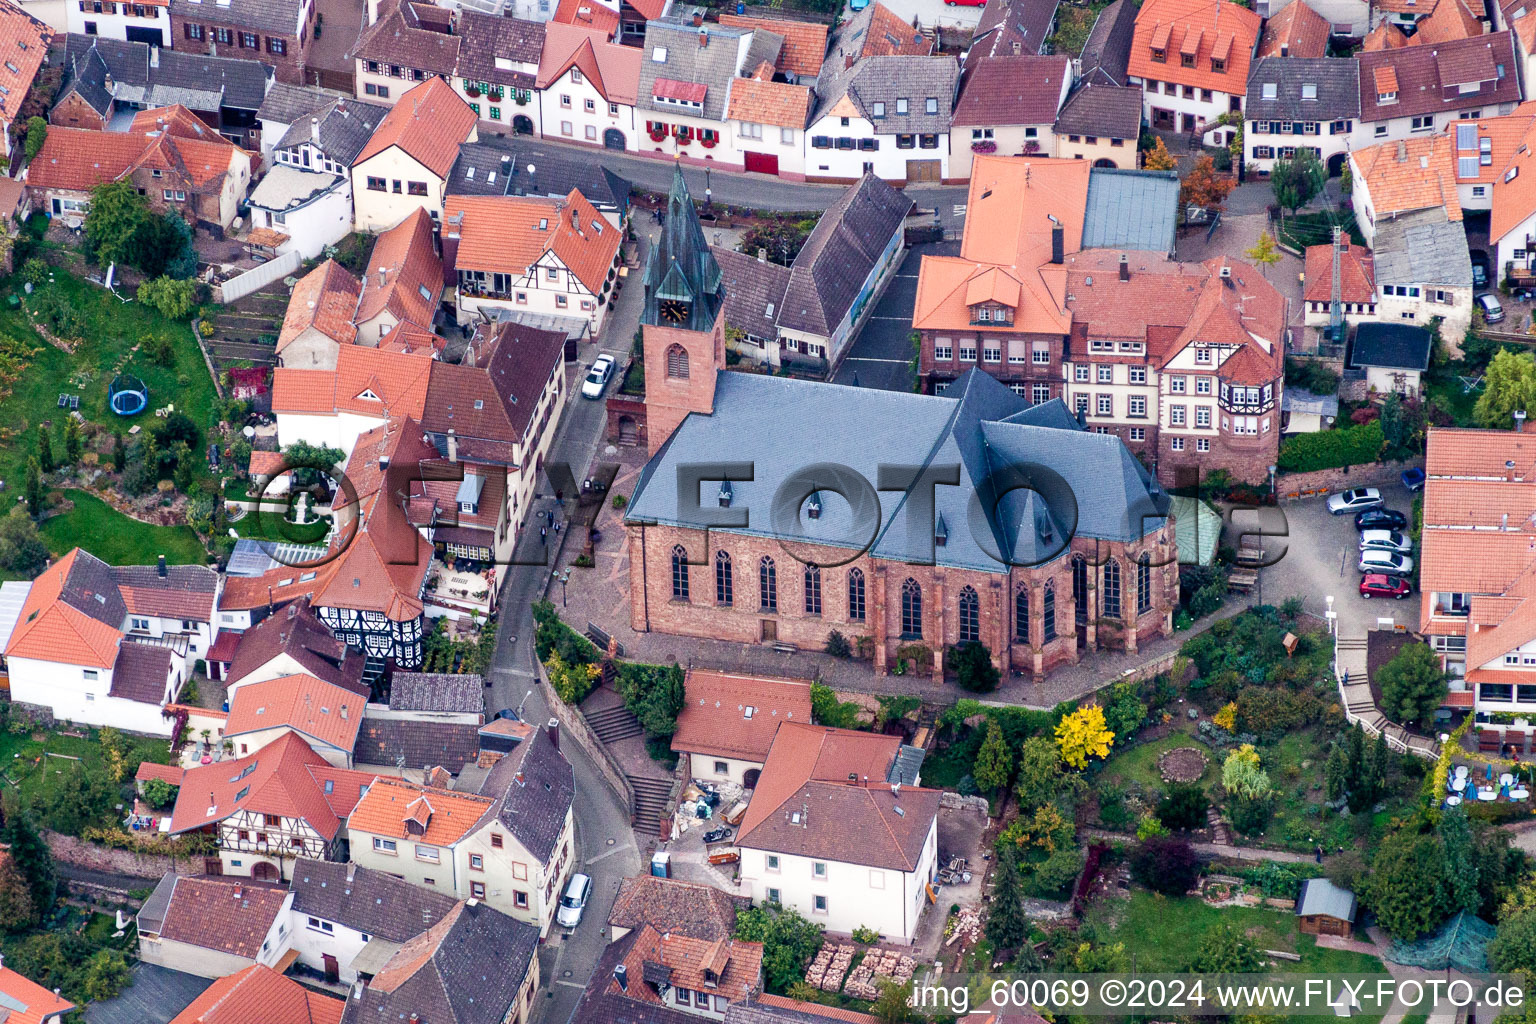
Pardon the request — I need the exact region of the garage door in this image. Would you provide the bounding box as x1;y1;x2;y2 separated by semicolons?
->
744;151;779;176
906;159;941;183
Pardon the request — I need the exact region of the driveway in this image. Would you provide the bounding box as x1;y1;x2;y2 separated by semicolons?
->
867;0;985;30
1228;480;1420;637
832;241;955;392
84;964;208;1024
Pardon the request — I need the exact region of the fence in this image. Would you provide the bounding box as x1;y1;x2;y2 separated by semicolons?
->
214;250;301;304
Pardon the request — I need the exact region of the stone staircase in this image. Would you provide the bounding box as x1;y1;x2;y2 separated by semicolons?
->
584;702;643;743
629;775;674;832
1206;806;1233;846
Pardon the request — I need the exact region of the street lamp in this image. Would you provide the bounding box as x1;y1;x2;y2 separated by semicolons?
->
1268;463;1277;503
704;167;712;215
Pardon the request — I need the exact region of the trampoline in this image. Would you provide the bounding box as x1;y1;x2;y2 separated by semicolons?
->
109;374;147;416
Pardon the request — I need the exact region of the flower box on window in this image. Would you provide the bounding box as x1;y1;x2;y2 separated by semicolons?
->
971;140;996;154
701;135;717;149
1023;140;1041;154
465;86;482;98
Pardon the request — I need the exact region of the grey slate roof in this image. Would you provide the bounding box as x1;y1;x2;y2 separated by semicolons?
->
389;672;485;713
59;45;113;116
713;245;792;342
273;95;388;164
109;642;172;704
257;81;342;124
1081;167;1179;255
168;0;308;38
638;17;756;121
1244;57;1361;122
354;718;482;773
1372;207;1473;289
625;369;1168;574
477;727;574;864
455;11;545;87
61;34;271;110
779;173;912;338
888;744;925;785
813;55;960;133
339;901;539;1024
448;135;632;214
136;872;178;936
290;860;458;941
1297;877;1357;921
1054;80;1143;139
1350;322;1434;372
1078;0;1136;83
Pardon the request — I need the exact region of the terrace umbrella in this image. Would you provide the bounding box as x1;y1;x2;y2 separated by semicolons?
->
1488;763;1495;781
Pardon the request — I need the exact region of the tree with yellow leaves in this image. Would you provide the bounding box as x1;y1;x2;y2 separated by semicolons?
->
1144;136;1176;171
1055;703;1115;769
1213;701;1238;733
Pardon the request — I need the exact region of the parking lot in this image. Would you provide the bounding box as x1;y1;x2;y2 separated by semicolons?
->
1230;480;1422;637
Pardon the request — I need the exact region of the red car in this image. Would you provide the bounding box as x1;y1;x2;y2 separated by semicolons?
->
1360;573;1412;600
945;0;987;7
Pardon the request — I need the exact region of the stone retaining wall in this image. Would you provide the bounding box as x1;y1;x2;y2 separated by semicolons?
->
536;661;636;821
1277;458;1423;500
43;828;203;880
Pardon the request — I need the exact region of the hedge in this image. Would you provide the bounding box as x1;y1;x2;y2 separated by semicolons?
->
1276;419;1384;473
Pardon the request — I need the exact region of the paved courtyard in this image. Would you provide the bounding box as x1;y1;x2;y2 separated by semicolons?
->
833;242;955;393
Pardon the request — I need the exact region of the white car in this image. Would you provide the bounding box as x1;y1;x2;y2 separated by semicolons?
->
1359;529;1413;554
581;355;615;399
556;873;592;928
1359;549;1414;577
1327;487;1383;515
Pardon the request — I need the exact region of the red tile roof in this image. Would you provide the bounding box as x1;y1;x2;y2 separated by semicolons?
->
354;207;441;330
757;995;880;1024
536;22;641;104
5;549;123;668
224;672;364;752
170;966;343;1024
1303;241;1375;304
671;670;813;762
444;188;621;294
0;0;51;133
0;966;74;1024
551;0;619;37
952;54;1070;127
27;127;151;192
347;775;496;846
1256;0;1330;58
354;77;477;178
718;13;828;76
1352;134;1463;222
1358;32;1520;123
278;260;360;356
616;926;763;1005
736;722;939;871
1128;0;1261;95
153;876;289;958
167;732;375;839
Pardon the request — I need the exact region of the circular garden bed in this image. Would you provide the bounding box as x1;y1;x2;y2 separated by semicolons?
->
1157;746;1209;783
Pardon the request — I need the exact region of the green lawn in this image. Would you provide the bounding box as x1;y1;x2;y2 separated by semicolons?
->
1099;731;1210;794
1278;210;1365;251
0;725;172;819
1086;891;1388;1020
0;265;218;566
38;489;206;565
230;508;331;545
1425;366;1482;426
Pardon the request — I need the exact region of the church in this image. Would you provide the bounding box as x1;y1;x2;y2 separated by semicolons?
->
621;166;1181;681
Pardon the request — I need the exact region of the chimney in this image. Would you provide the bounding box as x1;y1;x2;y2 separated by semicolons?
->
699;28;708;46
346;862;357;884
848;771;857;786
757;247;767;262
1396;140;1407;162
104;70;114;92
1508;459;1519;482
233;886;243;899
352;982;365;1001
691;7;703;25
149;45;158;68
614;964;629;992
1118;253;1129;281
1048;214;1063;264
311;116;320;144
378;267;388;287
1011;39;1021;54
1503;512;1510;531
446;428;457;462
546;717;560;750
157;554;167;578
1517;409;1528;433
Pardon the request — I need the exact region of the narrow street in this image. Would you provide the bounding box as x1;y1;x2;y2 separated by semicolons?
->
486;235;651;1024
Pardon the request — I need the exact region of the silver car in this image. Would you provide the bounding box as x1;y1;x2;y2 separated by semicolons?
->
1359;529;1413;554
1327;487;1383;515
556;872;592;928
1359;549;1414;576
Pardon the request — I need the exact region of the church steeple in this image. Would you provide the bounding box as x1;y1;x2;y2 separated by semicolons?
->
642;162;724;332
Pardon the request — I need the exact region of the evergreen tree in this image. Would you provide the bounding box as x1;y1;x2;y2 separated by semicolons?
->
986;846;1029;950
1;805;56;924
1366;828;1451;940
1438;807;1481;915
23;458;43;517
973;718;1014;795
36;430;53;474
62;417;81;465
1324;743;1349;804
1368;731;1390;805
0;848;37;932
1015;735;1063;813
1376;642;1449;726
172;440;195;493
111;430;125;472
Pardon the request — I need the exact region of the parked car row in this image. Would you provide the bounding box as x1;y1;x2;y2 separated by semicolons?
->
1332;487;1418;597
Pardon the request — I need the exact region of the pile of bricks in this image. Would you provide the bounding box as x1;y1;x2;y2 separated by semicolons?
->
842;949;917;1000
803;947;832;990
945;906;983;948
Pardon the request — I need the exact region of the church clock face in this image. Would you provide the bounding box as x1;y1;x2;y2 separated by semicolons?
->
660;299;689;324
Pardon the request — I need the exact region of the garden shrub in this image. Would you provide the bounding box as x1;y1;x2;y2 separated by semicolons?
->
1276;419;1384;472
952;640;999;692
810;681;863;729
1157;782;1209;831
1128;836;1201;895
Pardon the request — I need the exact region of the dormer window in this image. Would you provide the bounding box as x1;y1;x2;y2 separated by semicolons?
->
1379;90;1397;103
896;97;908;114
1151;46;1166;62
1181;51;1195;67
1211;56;1225;73
1261;82;1277;99
1301;83;1317;99
925;96;938;113
718;480;733;508
872;101;885;117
